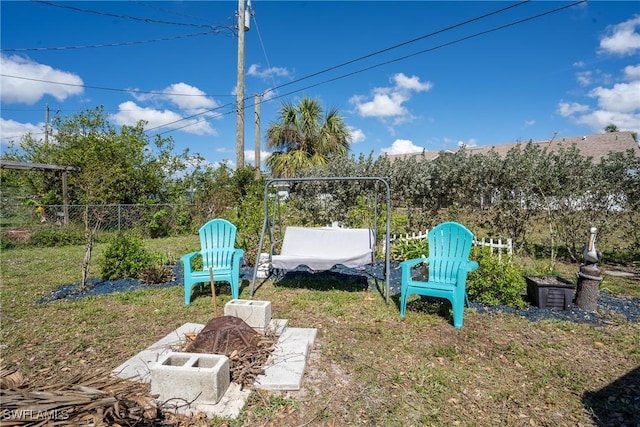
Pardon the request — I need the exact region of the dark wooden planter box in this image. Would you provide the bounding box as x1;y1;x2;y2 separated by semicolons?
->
525;275;576;310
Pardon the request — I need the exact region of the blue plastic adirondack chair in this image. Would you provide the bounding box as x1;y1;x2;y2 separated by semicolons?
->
399;221;479;329
181;219;244;305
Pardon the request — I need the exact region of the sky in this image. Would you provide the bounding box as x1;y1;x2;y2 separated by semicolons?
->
1;1;639;170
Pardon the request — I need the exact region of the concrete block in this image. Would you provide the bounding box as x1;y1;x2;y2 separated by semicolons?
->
150;352;230;405
224;299;272;330
112;323;204;383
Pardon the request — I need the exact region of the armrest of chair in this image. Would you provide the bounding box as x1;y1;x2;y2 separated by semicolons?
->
400;257;428;287
231;248;245;273
456;260;479;292
460;260;479;273
180;251;200;275
400;257;428;271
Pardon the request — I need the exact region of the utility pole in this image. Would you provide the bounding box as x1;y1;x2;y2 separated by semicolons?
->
254;93;261;178
235;0;248;169
45;104;49;144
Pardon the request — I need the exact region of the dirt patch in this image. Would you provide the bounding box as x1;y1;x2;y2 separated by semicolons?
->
1;229;30;244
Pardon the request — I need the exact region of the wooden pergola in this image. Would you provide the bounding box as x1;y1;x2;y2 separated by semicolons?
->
0;160;80;225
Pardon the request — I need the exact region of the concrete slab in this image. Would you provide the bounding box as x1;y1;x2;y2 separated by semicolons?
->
111;319;316;419
162;382;251;420
254;327;317;391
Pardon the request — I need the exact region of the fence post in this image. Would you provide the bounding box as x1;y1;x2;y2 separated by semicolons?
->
118;204;122;232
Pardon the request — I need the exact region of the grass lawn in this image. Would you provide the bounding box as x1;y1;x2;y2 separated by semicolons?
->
1;235;639;426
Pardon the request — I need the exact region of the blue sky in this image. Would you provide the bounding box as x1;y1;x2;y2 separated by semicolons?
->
1;1;639;169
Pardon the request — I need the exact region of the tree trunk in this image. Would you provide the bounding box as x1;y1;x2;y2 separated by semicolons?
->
575;265;603;312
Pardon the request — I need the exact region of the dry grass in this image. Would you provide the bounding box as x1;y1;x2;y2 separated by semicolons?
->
1;236;639;426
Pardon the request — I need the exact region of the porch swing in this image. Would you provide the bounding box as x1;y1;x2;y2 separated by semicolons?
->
249;177;392;303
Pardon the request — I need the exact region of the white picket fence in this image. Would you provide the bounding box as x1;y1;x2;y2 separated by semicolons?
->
387;229;513;262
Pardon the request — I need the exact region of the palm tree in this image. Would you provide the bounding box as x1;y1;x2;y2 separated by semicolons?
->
266;96;350;177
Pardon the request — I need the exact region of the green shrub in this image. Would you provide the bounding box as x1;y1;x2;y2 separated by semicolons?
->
99;232;152;280
29;226;86;247
467;247;527;308
138;264;176;284
391;238;428;262
148;209;170;238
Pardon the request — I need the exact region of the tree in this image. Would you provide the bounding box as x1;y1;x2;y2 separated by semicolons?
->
3;106;189;205
2;106;191;287
605;124;619;133
266;96;350;177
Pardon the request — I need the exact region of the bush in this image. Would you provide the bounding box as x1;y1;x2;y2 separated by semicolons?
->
147;209;170;238
391;238;428;262
467;247;527;308
29;226;86;247
138;264;176;284
99;232;152;280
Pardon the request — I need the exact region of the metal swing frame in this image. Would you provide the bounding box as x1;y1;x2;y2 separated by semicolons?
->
249;176;392;303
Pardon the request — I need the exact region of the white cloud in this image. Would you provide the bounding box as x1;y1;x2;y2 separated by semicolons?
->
393;73;433;92
573;109;640;134
163;83;219;111
557;101;590;117
109;82;223;136
0;118;44;144
524;119;535;127
380;139;425;155
215;146;233;154
244;149;271;166
350;73;433;126
247;64;291;79
623;64;640;80
351;91;409;118
348;126;365;144
559;16;640;136
599;15;640;56
109;101;217;136
557;84;640;135
576;70;593;86
130;82;219;112
0;54;83;105
261;88;278;101
589;81;640;113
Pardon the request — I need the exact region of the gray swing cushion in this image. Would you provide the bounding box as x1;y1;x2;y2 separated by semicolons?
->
271;226;375;271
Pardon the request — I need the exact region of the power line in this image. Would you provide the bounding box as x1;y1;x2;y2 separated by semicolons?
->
271;0;532;93
152;0;586;135
1;31;225;52
264;0;588;103
152;1;535;134
6;1;587;138
31;0;216;29
132;0;222;27
0;74;234;98
249;4;281;99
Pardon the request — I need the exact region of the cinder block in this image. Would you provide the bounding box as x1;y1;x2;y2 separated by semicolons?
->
224;299;272;330
150;352;229;404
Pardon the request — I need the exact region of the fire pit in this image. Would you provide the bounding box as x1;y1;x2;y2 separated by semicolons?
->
183;315;276;388
525;275;576;310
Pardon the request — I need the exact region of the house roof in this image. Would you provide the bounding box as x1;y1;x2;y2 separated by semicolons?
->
385;131;640;163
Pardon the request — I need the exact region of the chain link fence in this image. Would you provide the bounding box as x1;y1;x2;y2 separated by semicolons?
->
0;204;200;237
